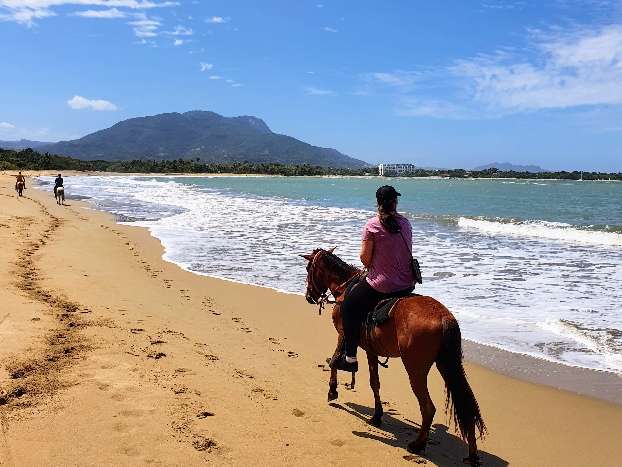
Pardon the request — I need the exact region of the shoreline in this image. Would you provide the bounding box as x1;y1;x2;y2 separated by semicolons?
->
462;340;622;405
31;172;622;399
2;173;622;466
5;169;621;182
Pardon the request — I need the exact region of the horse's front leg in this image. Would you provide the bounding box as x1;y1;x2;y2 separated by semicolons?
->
327;334;343;402
366;351;383;427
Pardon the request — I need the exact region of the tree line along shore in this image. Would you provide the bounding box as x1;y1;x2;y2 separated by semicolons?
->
2;147;621;180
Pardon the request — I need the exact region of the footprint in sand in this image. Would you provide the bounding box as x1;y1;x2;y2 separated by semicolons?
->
287;351;298;358
147;352;166;359
330;439;346;447
403;454;427;464
292;408;305;417
197;411;214;418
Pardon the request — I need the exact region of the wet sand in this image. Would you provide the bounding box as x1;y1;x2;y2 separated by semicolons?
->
1;172;621;467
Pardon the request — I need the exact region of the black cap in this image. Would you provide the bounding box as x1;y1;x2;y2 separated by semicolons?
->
376;185;401;202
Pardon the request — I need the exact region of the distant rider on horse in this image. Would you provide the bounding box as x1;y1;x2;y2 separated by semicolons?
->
15;171;26;191
54;174;64;197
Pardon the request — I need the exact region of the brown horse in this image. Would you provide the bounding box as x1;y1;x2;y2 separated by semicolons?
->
16;181;24;197
301;248;486;466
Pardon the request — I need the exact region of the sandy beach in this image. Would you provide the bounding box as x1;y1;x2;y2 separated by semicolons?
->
1;173;622;467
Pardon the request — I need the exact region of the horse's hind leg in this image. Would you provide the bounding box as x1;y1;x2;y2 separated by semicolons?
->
403;360;436;454
366;351;383;427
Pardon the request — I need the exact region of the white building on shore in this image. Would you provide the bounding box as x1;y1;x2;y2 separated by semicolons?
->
378;163;416;176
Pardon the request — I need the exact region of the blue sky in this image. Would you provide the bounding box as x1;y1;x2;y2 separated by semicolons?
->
1;1;621;171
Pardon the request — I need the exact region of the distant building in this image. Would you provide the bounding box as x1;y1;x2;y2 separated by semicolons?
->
378;163;416;176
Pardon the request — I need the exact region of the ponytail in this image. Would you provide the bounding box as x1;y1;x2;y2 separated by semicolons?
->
377;199;400;234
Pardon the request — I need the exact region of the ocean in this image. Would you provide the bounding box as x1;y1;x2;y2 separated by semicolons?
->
36;175;622;375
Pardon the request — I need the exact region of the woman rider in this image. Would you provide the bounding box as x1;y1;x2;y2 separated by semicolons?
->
331;185;416;373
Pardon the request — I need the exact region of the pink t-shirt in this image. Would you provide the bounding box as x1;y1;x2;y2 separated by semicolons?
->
362;215;415;293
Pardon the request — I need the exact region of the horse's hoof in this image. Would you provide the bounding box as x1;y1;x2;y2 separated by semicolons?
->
367;415;382;428
462;456;481;466
327;390;338;402
407;441;426;455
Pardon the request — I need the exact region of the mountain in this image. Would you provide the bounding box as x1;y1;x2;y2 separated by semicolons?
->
0;139;53;150
38;111;368;168
471;162;550;173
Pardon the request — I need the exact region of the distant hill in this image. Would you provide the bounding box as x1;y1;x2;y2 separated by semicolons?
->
37;111;368;168
0;139;53;150
472;162;550;173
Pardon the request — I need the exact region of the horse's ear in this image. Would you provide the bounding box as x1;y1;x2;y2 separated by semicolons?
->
300;254;315;261
327;247;336;254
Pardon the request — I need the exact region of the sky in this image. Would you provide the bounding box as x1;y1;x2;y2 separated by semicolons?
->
1;1;621;171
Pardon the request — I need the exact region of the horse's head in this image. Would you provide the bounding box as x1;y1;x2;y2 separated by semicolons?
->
300;247;335;305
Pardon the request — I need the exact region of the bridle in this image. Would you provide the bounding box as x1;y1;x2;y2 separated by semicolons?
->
305;250;362;315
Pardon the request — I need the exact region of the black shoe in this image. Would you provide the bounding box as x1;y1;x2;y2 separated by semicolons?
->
330;354;358;373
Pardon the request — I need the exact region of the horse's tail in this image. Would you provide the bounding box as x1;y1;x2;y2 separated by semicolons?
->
435;316;486;442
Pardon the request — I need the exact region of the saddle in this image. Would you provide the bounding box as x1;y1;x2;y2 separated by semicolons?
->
368;297;404;326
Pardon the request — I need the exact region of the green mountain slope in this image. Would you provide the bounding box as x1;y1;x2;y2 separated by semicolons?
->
39;111;368;168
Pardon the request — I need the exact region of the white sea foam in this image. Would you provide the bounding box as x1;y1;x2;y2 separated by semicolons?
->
458;217;622;247
35;175;622;375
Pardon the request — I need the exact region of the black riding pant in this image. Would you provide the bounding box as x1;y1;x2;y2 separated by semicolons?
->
340;278;412;358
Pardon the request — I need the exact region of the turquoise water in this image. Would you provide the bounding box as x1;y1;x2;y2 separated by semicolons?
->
170;176;622;232
36;175;622;374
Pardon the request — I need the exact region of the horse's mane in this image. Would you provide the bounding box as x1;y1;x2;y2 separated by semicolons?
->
313;248;359;279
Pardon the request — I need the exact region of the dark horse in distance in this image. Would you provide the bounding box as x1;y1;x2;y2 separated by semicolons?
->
301;248;486;466
16;180;24;197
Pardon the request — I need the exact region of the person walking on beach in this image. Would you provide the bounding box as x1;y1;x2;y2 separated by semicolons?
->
15;171;26;191
331;185;416;373
54;173;63;197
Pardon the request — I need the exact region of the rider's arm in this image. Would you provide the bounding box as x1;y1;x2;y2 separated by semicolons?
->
360;240;373;268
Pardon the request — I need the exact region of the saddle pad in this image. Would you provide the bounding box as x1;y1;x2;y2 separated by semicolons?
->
370;293;422;326
370;297;403;325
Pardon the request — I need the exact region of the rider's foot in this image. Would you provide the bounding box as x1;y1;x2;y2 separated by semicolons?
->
330;354;358;373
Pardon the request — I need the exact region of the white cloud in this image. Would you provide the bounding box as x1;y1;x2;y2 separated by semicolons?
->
0;1;178;27
232;83;243;87
71;7;125;18
208;75;221;80
362;25;622;119
199;62;212;71
226;79;234;83
324;27;337;33
452;25;622;112
128;15;161;36
174;38;182;45
364;71;423;88
67;95;117;111
0;6;55;26
303;86;337;96
163;24;192;35
0;122;15;128
205;16;227;23
317;4;323;8
396;98;471;119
